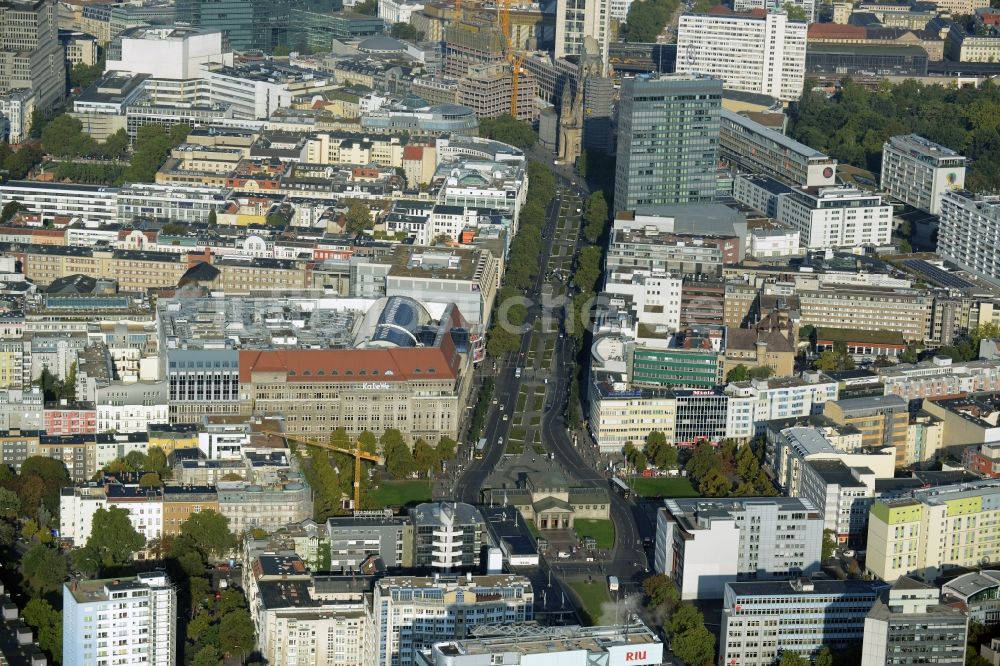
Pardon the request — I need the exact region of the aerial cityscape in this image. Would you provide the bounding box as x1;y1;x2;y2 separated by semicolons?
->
0;0;999;662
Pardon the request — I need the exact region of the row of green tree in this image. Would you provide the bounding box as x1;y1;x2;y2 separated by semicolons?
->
50;161;126;186
0;457;68;531
791;78;1000;192
565;163;616;427
126;123;192;183
167;512;255;666
467;377;495;443
485;161;556;356
582;191;608;244
40;115;129;160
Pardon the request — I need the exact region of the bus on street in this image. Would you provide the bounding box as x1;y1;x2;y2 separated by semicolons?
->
610;477;631;499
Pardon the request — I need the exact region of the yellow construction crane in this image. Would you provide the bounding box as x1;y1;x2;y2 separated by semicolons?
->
499;0;524;119
262;430;384;510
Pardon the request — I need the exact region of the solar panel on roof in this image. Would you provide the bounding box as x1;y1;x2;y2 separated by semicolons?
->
903;259;975;291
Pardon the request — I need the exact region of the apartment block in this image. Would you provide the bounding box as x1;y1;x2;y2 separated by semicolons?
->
876;356;1000;402
385;246;499;326
63;573;176;666
242;555;371;666
799;459;875;546
767;421;895;499
720;579;882;666
796;285;932;343
457;63;536;122
326;514;414;569
161;485;219;536
923;392;1000;453
866;480;1000;582
724;373;839;440
734;0;816;19
777;186;893;250
823;395;909;468
117;183;230;224
0;181;119;226
677;11;807;102
410;502;486;572
881;134;966;215
721;110;836;188
861;578;969;666
654;497;824;600
216;479;312;534
938;190;1000;286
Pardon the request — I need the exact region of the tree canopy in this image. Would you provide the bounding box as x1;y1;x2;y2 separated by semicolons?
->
390;22;419;40
791;78;1000;191
20;543;66;596
124;123;190;183
180;509;237;559
344;201;374;235
478;116;538;150
22;599;61;663
623;0;678;42
583;191;609;244
80;506;145;570
668;603;715;666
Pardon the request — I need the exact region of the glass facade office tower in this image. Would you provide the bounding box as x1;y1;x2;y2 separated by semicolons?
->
614;74;722;211
175;0;294;52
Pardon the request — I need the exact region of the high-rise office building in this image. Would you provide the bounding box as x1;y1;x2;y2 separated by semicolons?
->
677;10;807;102
613;74;722;211
63;573;177;666
0;0;65;111
555;0;610;71
175;0;290;52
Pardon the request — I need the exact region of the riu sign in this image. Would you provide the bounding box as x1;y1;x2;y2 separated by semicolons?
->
607;642;663;666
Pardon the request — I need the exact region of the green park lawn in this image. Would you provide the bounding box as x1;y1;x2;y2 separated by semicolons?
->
575;518;615;550
371;480;431;508
630;476;700;498
569;580;610;625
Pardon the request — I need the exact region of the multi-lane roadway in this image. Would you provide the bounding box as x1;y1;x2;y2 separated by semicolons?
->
452;168;655;612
